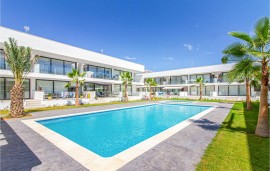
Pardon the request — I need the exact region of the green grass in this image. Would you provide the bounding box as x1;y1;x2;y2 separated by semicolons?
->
197;102;269;171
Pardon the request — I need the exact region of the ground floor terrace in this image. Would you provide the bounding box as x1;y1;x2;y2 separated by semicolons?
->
1;101;234;171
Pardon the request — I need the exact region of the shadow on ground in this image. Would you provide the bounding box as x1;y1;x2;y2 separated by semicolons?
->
0;120;41;171
190;118;221;131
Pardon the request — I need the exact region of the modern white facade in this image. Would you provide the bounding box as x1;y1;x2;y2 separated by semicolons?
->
0;26;145;101
0;26;260;105
137;64;260;99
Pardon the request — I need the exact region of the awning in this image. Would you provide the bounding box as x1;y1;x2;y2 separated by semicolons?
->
163;86;183;90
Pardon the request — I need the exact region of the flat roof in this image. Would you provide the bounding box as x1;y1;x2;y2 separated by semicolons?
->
142;63;235;78
0;27;145;72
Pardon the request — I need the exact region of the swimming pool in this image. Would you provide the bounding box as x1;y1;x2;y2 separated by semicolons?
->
37;104;210;157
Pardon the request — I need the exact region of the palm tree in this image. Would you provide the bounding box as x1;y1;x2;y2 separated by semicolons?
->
4;38;36;117
65;68;86;106
222;17;270;137
195;77;204;100
145;78;158;100
226;58;261;110
120;72;133;102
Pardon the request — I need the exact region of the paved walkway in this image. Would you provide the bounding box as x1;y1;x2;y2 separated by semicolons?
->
0;101;233;171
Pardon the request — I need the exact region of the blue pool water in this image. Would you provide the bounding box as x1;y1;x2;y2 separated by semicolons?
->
38;104;210;157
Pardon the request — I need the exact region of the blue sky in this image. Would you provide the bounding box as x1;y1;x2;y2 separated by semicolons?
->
1;0;269;71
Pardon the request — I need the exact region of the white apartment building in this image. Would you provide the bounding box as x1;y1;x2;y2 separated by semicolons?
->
0;26;260;107
0;27;145;102
137;64;259;99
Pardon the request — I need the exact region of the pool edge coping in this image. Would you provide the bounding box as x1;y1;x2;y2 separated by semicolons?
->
22;103;217;171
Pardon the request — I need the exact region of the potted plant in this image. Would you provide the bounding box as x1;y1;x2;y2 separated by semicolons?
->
47;93;53;100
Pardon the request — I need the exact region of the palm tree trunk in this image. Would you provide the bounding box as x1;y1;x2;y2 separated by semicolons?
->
125;83;128;102
10;83;24;117
150;86;152;100
75;82;79;106
246;79;252;110
255;59;269;137
199;85;202;100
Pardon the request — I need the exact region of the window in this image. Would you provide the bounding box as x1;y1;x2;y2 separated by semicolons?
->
38;57;51;74
0;77;30;100
114;70;121;80
114;85;121;92
84;83;95;91
0;50;5;69
127;85;132;96
54;81;68;95
88;66;97;78
36;80;53;94
205;86;215;96
170;76;181;84
218;85;229;96
239;85;246;96
190;75;196;83
51;59;64;75
203;74;211;83
64;61;76;74
181;76;188;84
104;68;112;79
229;85;238;96
0;78;4;99
190;86;198;95
97;67;105;78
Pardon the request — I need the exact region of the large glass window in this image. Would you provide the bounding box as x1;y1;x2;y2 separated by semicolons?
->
170;76;181;84
0;78;4;99
239;85;246;96
229;85;238;95
88;66;97;78
84;83;95;91
36;80;53;94
38;57;51;74
204;74;211;83
0;78;30;99
181;75;188;84
114;70;121;80
54;81;68;95
64;61;76;74
205;86;215;96
218;85;229;96
97;67;105;78
37;57;76;75
190;75;196;83
0;50;5;69
127;85;132;96
51;59;64;75
104;68;112;79
114;85;121;92
190;86;198;95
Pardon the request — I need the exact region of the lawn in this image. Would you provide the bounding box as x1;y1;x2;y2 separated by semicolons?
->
197;102;269;171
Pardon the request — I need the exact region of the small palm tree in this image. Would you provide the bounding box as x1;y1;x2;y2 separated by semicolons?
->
4;38;36;117
120;72;133;102
222;17;270;137
65;68;86;106
226;58;261;110
195;77;204;100
145;78;158;100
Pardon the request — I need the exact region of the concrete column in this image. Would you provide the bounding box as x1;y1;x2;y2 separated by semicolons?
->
30;78;36;99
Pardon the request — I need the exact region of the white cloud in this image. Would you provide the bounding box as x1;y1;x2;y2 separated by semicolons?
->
124;56;136;60
183;44;193;51
163;57;174;61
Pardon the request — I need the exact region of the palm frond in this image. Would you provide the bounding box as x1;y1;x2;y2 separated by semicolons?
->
253;17;270;45
229;31;254;46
